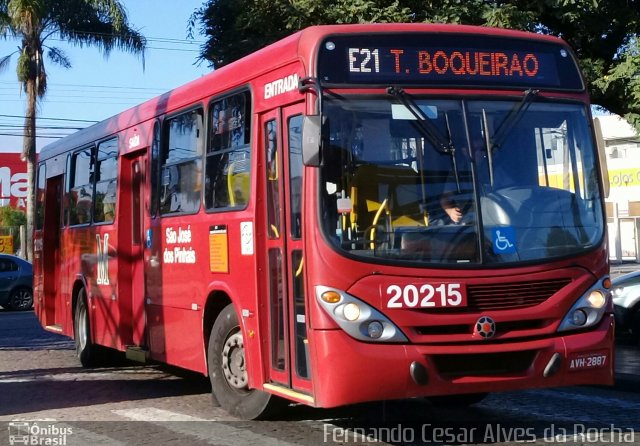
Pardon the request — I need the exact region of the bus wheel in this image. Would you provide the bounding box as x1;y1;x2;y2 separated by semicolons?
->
74;289;101;367
208;303;284;419
428;392;488;408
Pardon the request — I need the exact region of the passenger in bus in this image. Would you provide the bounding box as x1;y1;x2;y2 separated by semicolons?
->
229;167;249;206
75;187;92;224
211;104;229;149
102;181;116;221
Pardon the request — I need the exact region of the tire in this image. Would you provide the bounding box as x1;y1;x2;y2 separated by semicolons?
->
74;289;101;367
428;392;488;408
8;287;33;311
208;303;285;419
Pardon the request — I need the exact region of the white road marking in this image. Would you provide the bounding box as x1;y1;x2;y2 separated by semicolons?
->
112;407;213;422
112;408;303;446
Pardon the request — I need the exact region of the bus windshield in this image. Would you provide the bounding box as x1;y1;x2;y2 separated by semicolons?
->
320;96;604;265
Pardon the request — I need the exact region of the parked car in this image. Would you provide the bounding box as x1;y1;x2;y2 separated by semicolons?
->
612;270;640;342
0;254;33;311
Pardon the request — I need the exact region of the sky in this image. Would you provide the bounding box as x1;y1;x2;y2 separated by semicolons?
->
0;0;211;153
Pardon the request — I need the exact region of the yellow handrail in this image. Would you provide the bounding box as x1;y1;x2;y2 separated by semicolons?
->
369;198;388;249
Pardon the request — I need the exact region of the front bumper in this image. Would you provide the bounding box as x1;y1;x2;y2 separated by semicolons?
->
310;314;615;408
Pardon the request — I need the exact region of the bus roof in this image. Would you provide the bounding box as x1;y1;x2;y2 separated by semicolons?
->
39;23;572;161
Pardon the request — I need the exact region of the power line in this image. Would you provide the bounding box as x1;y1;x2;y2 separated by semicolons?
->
0;124;84;130
0;114;97;123
146;46;200;53
0;86;166;94
0;93;156;100
47;33;204;53
1;99;147;106
0;133;66;139
0;80;171;91
50;33;205;45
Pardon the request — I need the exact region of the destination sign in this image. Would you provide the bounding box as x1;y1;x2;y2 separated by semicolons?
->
317;34;583;90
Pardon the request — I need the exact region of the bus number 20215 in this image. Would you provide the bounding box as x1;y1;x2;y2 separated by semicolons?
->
386;283;466;309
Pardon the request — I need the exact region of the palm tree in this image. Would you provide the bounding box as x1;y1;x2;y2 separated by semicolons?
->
0;0;145;261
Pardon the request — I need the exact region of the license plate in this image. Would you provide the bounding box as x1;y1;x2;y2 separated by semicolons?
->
568;351;608;371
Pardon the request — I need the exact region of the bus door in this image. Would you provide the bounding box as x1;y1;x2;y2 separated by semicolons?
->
118;152;147;348
42;175;64;330
261;103;312;396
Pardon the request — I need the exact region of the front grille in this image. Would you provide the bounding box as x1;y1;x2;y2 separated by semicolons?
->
467;278;571;310
432;350;537;377
424;278;571;313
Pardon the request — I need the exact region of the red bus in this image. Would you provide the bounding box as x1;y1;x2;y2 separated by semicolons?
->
34;24;614;419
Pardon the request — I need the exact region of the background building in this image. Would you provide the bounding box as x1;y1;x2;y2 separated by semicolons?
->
0;153;28;210
598;115;640;263
0;152;27;254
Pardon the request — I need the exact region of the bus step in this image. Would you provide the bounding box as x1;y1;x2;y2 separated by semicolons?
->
125;346;149;363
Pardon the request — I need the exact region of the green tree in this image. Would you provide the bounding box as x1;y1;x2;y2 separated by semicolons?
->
188;0;411;68
190;0;640;131
478;1;640;132
0;206;26;227
0;206;26;254
0;0;146;261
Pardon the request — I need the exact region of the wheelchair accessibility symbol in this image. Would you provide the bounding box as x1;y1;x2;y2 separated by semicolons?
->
492;227;516;254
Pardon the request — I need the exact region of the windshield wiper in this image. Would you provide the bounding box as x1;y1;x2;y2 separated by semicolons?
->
489;88;539;152
387;87;453;154
387;87;462;204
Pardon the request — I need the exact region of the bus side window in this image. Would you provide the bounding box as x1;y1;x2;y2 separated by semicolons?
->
66;147;93;226
160;110;203;215
205;90;251;210
93;138;118;224
150;122;161;217
35;163;46;230
265;119;280;238
288;115;303;239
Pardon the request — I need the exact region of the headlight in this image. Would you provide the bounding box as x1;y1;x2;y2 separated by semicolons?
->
558;277;611;332
316;286;408;342
342;303;361;321
571;309;587;326
367;321;384;339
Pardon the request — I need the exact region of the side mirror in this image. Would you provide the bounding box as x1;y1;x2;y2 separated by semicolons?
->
302;115;321;166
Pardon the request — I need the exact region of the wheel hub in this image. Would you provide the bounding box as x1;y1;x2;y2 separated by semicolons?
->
76;305;87;351
11;290;31;310
222;332;248;389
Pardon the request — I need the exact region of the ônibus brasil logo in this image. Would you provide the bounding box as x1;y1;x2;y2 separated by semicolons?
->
8;421;73;445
